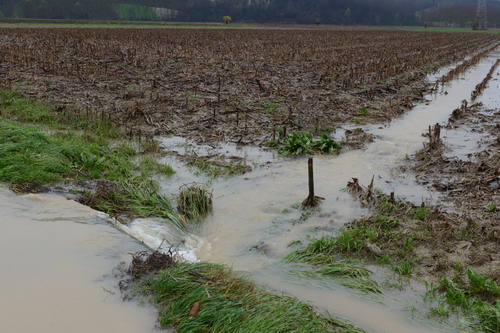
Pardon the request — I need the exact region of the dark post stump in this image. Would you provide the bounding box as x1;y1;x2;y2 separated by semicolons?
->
302;157;324;208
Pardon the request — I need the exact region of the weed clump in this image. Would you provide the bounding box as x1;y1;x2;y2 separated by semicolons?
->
277;130;340;156
177;183;213;222
278;130;314;156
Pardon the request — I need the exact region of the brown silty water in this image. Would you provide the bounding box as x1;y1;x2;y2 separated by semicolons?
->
0;187;162;333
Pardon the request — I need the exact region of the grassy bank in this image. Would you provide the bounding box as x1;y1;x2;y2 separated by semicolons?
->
130;256;365;333
0;89;184;230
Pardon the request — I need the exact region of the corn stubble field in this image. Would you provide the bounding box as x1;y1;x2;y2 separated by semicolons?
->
0;27;499;144
1;26;500;333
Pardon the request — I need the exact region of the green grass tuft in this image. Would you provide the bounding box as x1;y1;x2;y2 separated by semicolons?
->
428;271;500;333
138;262;365;332
177;184;213;223
0;120;70;184
412;207;429;220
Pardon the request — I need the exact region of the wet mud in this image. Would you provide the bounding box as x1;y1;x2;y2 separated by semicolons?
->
406;98;499;281
0;27;499;148
1;26;500;333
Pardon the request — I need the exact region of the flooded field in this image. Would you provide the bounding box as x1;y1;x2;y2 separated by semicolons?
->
124;46;500;332
0;26;498;333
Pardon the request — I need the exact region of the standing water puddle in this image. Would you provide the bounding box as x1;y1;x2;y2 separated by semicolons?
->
0;187;162;333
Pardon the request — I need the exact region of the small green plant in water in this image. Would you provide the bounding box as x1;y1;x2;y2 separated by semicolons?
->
278;131;340;156
487;202;497;212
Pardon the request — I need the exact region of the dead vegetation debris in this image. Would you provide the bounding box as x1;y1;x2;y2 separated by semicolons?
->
340;128;374;150
128;248;176;280
9;181;47;194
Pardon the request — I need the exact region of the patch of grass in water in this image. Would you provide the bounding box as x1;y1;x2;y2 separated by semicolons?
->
177;183;213;223
284;241;382;294
425;270;500;333
138;156;175;177
137;262;365;333
289;264;382;294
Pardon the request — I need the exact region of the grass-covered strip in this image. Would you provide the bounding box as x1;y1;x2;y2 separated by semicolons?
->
136;261;365;333
426;269;499;333
0;89;121;136
285;189;499;332
0;89;184;230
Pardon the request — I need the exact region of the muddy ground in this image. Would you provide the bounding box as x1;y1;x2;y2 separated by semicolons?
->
1;27;499;146
404;100;499;281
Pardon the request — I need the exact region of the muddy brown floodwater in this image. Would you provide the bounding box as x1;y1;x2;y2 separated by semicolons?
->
0;187;162;333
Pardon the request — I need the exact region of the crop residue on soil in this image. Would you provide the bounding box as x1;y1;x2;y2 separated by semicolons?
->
0;27;499;147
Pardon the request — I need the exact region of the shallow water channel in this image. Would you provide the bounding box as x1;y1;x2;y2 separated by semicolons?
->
125;47;500;332
1;47;498;332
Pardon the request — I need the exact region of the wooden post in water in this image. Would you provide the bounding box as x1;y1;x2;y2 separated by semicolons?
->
308;157;314;200
302;157;324;208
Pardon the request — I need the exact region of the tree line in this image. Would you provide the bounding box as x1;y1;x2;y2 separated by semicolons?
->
0;0;498;27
